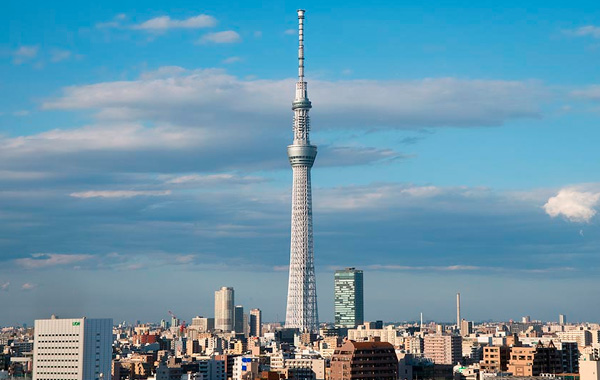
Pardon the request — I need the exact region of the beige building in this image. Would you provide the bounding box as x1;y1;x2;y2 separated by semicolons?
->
249;309;262;337
581;354;600;380
480;346;510;372
347;324;403;346
424;334;462;365
558;329;593;348
190;317;215;333
507;342;562;377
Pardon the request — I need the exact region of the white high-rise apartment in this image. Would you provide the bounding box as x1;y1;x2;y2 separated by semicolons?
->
215;287;234;332
33;316;112;380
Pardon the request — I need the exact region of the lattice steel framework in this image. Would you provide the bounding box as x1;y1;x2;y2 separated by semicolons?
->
285;9;319;332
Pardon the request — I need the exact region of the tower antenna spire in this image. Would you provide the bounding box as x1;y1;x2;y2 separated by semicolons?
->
298;9;305;81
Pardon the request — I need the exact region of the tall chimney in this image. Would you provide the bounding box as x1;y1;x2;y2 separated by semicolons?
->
456;292;461;329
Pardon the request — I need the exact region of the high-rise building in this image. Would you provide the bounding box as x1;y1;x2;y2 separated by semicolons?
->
334;268;364;329
560;314;567;325
424;334;462;365
249;309;262;337
234;305;244;334
215;287;234;332
33;316;113;380
330;340;398;380
160;319;169;329
461;319;473;337
284;9;319;332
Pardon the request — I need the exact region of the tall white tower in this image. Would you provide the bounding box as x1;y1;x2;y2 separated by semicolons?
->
215;286;234;332
285;9;319;332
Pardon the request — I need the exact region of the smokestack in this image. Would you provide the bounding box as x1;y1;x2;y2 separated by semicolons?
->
456;292;461;329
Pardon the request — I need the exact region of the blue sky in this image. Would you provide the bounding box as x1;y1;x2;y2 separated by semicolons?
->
2;0;600;326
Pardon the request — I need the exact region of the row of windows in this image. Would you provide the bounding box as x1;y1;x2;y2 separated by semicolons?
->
38;334;79;337
37;365;80;368
37;359;79;362
37;353;80;356
37;372;78;375
39;340;80;343
38;346;79;349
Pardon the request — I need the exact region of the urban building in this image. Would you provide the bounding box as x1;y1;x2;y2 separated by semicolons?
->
424;334;462;365
33;316;113;380
581;354;600;380
196;358;226;380
232;356;260;380
507;341;562;376
234;306;244;334
480;346;511;372
347;324;402;346
284;9;319;332
558;329;593;348
461;320;473;337
330;340;398;380
559;341;579;374
190;317;214;333
250;309;262;337
559;315;567;325
334;268;364;329
215;287;234;332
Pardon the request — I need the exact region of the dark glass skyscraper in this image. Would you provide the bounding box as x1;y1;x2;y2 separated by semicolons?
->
334;268;364;328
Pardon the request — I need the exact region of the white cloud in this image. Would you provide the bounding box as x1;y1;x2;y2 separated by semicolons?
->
70;190;171;199
316;184;467;211
572;85;600;101
50;49;72;63
2;124;207;154
544;188;600;223
13;45;39;64
133;15;216;31
284;29;296;35
15;253;93;269
200;31;241;44
0;282;9;291
547;188;600;222
222;56;241;64
566;25;600;39
21;283;37;291
96;14;128;28
165;173;264;185
42;67;542;129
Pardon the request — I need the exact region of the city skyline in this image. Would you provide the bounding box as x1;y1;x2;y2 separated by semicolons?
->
3;0;600;325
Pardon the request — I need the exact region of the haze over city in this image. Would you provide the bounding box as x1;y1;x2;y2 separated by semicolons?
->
3;0;600;327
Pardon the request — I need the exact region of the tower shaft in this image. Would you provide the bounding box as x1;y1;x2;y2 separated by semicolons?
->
285;9;318;332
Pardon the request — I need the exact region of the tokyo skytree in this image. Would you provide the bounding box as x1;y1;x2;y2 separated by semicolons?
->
284;9;319;332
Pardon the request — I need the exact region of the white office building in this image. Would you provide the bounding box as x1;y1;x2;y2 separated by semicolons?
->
215;287;234;332
33;316;113;380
